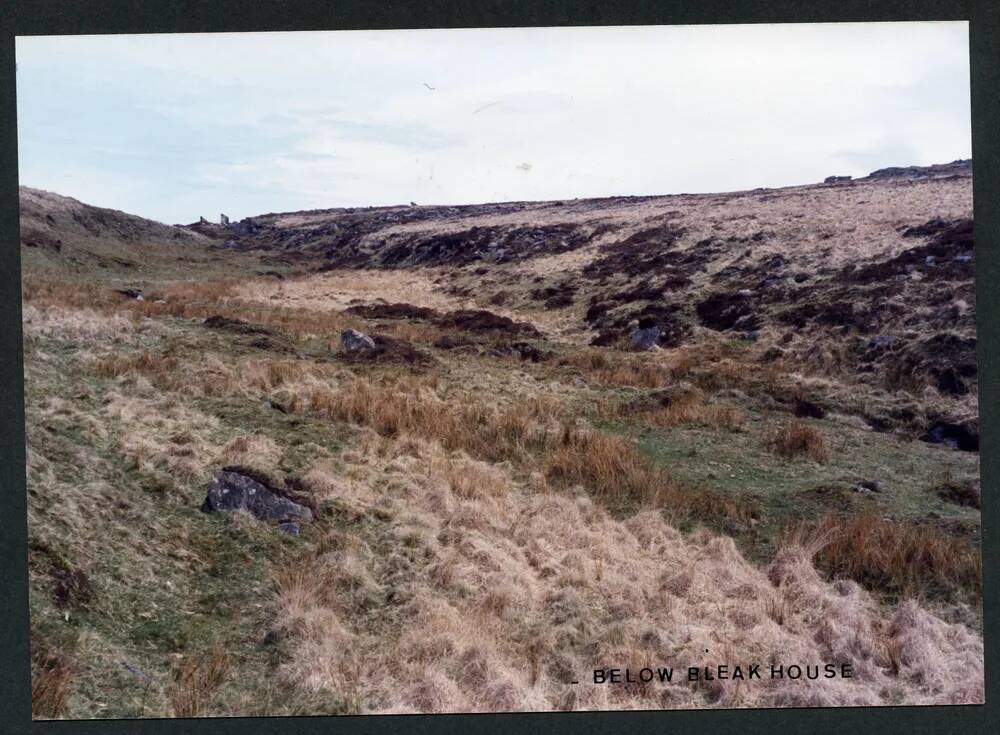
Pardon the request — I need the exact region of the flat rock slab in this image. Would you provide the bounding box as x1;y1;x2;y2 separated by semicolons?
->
202;470;313;527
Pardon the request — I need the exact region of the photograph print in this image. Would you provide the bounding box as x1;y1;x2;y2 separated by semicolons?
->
16;21;982;719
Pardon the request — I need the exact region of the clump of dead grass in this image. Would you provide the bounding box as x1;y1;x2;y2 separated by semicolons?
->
31;640;74;719
92;351;178;379
269;439;983;714
766;420;830;463
784;513;982;598
167;644;230;718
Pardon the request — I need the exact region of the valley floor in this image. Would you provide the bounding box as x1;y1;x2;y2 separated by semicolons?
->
24;260;983;717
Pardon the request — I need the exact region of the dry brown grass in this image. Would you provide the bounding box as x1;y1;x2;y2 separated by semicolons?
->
285;374;560;463
281;374;753;525
592;362;671;389
269;437;983;713
546;425;755;525
92;351;179;379
785;513;982;598
167;644;230;718
545;426;674;509
766;420;830;463
22;274;360;343
640;397;745;431
559;348;612;371
31;643;74;719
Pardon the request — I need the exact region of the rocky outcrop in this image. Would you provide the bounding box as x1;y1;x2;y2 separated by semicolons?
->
341;328;376;352
630;325;661;351
201;470;313;529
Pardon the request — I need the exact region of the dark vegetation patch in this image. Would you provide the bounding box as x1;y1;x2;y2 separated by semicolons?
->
433;334;475;350
345;302;440;320
845;218;973;284
342;301;543;339
586;302;691;348
491;342;554;363
247;336;297;355
374;223;593;268
202;315;274;336
921;419;979;452
582;221;688;281
20;228;63;252
530;282;577;309
436;309;541;337
889;333;978;396
696;291;761;332
793;399;826;419
338;334;434;366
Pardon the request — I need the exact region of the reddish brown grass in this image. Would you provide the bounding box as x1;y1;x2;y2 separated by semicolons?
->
167;644;230;718
787;513;982;597
92;351;179;378
31;643;73;719
766;420;830;463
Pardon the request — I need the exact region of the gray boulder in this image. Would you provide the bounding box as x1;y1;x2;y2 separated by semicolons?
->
630;326;661;351
201;470;313;526
341;328;376;352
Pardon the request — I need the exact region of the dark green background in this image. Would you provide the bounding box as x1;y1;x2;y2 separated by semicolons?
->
1;1;996;733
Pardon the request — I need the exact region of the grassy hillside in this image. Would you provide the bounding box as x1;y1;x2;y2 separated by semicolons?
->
21;165;983;718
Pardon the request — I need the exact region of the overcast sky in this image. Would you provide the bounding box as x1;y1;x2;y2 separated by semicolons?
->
16;22;970;224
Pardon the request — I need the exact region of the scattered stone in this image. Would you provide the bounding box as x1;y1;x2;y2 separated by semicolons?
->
856;479;884;493
201;470;313;526
629;325;661;351
340;334;432;365
921;420;979;452
793;272;810;283
341;328;376;352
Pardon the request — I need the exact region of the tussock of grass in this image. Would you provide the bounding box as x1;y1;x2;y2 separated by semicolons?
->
168;644;230;718
31;642;74;719
267;437;983;713
767;420;830;463
280;374;754;525
787;513;982;598
93;351;179;379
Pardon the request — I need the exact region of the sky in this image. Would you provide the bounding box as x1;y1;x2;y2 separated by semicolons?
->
16;22;971;225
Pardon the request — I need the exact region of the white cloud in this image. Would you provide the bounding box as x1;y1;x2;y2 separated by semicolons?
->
16;22;970;223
